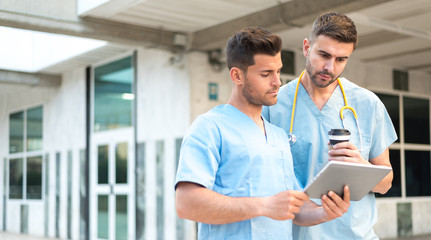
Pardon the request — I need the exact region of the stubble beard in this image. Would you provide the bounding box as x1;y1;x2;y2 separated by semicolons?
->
242;77;278;107
305;57;338;88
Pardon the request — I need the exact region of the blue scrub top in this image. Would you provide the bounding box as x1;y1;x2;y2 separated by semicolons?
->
262;78;397;240
175;104;299;240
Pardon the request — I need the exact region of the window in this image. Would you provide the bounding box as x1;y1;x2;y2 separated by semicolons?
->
393;69;409;91
403;97;430;144
377;93;400;143
375;150;401;198
9;112;24;153
115;142;128;184
26;107;43;151
9;158;23;199
8;106;43;200
405;151;431;197
281;50;295;75
94;56;134;132
26;156;43;199
375;93;431;198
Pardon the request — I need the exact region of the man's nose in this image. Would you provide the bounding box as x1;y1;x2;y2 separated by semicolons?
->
272;74;281;87
323;59;335;73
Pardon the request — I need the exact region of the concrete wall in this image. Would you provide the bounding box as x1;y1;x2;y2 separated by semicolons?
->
0;0;77;21
136;47;191;141
135;47;192;240
375;199;431;239
43;68;86;239
188;51;232;121
412;200;431;235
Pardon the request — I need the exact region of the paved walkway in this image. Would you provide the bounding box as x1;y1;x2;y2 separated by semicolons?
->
0;232;62;240
383;234;431;240
1;231;430;240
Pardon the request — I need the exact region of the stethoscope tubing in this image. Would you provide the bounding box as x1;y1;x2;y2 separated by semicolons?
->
288;70;363;151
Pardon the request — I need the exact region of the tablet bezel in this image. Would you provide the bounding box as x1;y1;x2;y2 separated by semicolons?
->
303;161;391;201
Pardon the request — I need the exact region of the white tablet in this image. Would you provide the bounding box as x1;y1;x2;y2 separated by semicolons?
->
303;161;391;201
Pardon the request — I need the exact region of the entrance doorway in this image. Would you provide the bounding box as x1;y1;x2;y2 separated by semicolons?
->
90;129;135;240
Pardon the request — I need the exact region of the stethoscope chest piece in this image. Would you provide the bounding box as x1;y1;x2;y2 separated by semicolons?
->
288;133;296;145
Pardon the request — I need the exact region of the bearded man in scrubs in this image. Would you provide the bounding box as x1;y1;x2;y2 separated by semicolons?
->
175;26;351;239
262;12;397;239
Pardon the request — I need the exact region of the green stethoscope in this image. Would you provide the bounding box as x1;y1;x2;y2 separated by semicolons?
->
288;70;364;151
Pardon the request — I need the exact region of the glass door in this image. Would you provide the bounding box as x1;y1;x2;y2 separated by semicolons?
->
90;129;135;240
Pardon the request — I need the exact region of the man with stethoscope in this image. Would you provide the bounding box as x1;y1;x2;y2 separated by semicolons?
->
262;12;397;240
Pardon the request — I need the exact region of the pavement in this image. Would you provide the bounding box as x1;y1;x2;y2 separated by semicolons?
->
0;231;430;240
382;235;431;240
0;232;61;240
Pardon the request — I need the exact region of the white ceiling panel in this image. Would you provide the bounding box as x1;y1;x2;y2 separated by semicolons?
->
58;0;431;75
103;0;292;32
354;38;430;60
3;0;431;77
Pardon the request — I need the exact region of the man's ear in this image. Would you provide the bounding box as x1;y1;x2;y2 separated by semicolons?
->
230;67;244;86
303;38;311;57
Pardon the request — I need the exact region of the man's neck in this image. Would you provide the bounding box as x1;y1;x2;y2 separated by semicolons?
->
301;73;338;110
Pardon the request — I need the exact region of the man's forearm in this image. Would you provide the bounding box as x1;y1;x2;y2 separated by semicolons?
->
372;170;393;194
370;148;393;194
175;182;264;224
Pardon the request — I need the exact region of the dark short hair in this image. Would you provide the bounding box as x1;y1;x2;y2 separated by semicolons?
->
309;12;358;49
226;26;282;72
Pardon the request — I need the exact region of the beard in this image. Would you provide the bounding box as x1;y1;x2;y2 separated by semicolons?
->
305;57;339;88
242;76;279;107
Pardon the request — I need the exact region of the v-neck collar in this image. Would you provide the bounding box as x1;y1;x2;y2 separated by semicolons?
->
298;82;343;120
224;104;270;143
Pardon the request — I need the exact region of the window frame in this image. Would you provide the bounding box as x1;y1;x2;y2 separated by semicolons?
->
373;88;431;200
7;104;45;202
92;54;135;133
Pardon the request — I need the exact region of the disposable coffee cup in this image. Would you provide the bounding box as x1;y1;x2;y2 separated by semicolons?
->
328;129;350;150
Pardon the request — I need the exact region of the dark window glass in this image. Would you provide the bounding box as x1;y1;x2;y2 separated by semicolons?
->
393;70;409;91
116;142;128;184
281;50;295;75
405;151;431;196
98;145;109;184
116;195;128;240
9;111;24;153
27;106;43;151
376;150;401;197
98;195;109;239
27;156;43;199
9;158;23;199
94;56;133;132
376;94;400;143
403;97;430;144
